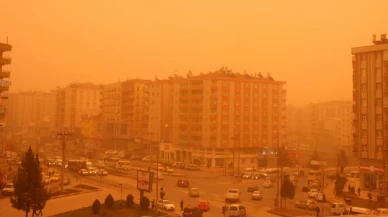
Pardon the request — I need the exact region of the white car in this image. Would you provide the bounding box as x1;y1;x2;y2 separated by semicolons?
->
157;199;175;211
263;181;273;188
308;189;319;198
251;191;262;200
315;193;324;202
79;169;89;176
1;183;14;196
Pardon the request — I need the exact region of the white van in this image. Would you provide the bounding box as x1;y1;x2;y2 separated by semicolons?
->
229;204;246;217
330;202;346;215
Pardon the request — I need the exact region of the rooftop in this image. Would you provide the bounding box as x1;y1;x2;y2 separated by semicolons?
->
0;43;12;52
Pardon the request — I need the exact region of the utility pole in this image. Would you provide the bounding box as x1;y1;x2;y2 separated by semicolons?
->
56;131;72;192
297;135;300;172
276;130;280;210
384;147;387;208
155;128;160;217
321;161;325;217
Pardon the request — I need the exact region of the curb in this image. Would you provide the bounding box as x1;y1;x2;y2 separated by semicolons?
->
50;188;101;200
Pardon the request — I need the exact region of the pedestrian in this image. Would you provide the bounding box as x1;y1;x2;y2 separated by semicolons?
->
357;187;361;196
180;199;184;211
315;206;320;217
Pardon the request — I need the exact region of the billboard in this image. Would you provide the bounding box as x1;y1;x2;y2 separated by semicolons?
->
137;170;153;192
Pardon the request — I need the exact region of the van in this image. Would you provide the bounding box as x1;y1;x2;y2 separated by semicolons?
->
229;204;246;217
330;203;346;215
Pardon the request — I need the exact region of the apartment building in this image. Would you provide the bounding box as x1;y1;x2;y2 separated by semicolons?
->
0;42;11;95
352;34;388;192
6;92;52;132
55;83;101;131
100;79;150;148
156;68;287;168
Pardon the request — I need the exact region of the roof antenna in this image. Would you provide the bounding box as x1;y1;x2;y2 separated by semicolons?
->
6;36;8;44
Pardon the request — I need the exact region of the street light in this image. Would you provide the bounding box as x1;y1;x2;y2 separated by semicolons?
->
119;183;123;205
384;146;388;208
56;131;72;192
275;130;281;210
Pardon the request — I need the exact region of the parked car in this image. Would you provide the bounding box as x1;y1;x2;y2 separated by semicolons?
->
252;173;268;180
63;176;70;185
308;189;319;198
242;173;252;179
87;167;98;175
188;187;200;197
229;204;247;217
50;174;61;182
302;186;310;192
157;199;175;211
295;200;317;210
263;181;273;188
185;164;200;171
247;186;259;192
79;169;89;176
97;169;108;176
1;183;14;196
197;200;209;211
251;191;262;200
177;179;189;188
315;192;324;202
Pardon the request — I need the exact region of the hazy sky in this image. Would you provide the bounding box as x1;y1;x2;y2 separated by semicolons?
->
1;0;387;105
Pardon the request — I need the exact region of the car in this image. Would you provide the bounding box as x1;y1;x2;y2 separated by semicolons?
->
183;206;204;217
87;167;98;175
79;169;89;176
50;174;61;182
177;179;189;188
302;186;310;192
315;192;324;202
165;167;174;173
44;176;51;185
295;200;317;210
157;199;175;211
242;173;252;179
247;186;259;192
263;181;273;188
308;189;319;198
63;176;70;185
142;156;151;161
188;188;200;197
197;200;209;211
229;204;246;217
97;169;108;176
251;190;262;200
185;164;200;171
1;183;14;196
374;208;388;215
252;173;268;180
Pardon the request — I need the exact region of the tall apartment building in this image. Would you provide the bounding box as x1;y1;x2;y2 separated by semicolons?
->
156;68;287;168
100;79;150;148
0;42;11;94
6;92;52;132
352;34;388;192
55;83;101;131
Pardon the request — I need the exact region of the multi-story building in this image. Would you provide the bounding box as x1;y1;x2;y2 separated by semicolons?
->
156;68;287;168
352;34;388;192
5;92;52;132
0;42;11;95
55;83;101;131
100;79;150;148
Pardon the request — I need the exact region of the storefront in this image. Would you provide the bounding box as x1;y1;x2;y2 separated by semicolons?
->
359;166;384;192
159;143;175;161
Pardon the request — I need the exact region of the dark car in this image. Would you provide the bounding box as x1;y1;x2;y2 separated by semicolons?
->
182;207;203;217
177;179;190;188
247;186;259;192
252;173;268;180
302;186;310;192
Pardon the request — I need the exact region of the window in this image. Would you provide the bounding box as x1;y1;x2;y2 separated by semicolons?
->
377;98;382;107
377;114;382;122
362;99;367;107
377;84;382;91
362;130;367;137
362;114;367;122
362;84;367;92
377;130;382;138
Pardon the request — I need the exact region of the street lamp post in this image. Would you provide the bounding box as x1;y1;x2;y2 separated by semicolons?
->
155;127;160;217
119;184;123;204
276;130;281;210
56;131;72;192
384;147;387;208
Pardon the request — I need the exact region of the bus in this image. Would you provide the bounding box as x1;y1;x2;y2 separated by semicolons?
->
117;160;131;170
308;170;322;183
104;157;120;170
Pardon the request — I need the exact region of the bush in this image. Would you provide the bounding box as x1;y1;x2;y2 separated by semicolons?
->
104;194;115;209
140;196;150;211
126;194;134;208
92;199;101;214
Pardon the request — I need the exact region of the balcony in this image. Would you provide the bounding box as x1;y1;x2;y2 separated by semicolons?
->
0;57;11;65
384;98;388;108
0;71;10;79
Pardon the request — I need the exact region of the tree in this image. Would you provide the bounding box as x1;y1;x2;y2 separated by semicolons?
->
11;147;49;217
92;199;101;214
140;196;150;211
280;175;295;209
337;149;348;167
126;194;134;208
104;194;114;209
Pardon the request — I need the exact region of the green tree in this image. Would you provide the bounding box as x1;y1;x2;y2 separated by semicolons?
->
280;174;295;209
11;147;49;217
337;149;348;167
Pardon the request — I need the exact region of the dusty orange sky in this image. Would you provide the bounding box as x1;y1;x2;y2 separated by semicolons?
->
0;0;386;105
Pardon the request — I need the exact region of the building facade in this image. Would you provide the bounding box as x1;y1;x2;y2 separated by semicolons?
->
100;79;151;148
55;83;101;131
6;92;52;132
352;35;388;192
154;68;287;169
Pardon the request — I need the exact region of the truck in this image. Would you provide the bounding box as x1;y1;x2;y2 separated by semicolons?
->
225;189;241;203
